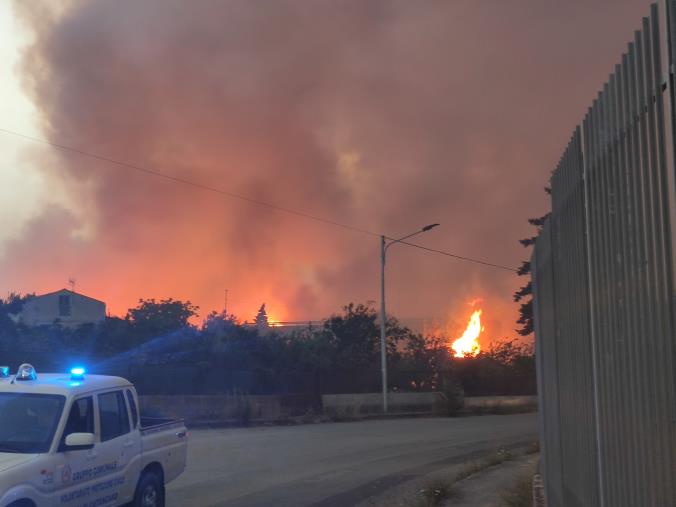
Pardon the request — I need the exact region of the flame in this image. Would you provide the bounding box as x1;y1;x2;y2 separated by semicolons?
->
266;310;283;327
451;309;483;358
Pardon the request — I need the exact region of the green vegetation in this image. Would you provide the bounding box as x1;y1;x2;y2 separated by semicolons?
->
514;187;551;337
0;296;535;397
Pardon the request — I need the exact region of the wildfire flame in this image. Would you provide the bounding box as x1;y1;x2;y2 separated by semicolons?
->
451;309;483;358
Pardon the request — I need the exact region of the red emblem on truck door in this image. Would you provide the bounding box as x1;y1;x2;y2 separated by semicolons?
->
61;464;72;484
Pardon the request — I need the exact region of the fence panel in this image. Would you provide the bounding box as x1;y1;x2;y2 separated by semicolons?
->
550;129;600;507
533;2;676;506
532;221;563;507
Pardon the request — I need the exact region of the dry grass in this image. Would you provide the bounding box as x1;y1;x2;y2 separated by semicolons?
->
454;460;485;482
414;479;461;507
524;440;540;455
401;448;516;507
455;448;514;480
500;476;533;507
461;403;538;416
397;479;461;507
484;448;514;467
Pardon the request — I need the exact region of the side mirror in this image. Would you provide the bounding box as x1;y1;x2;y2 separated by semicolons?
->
64;432;95;451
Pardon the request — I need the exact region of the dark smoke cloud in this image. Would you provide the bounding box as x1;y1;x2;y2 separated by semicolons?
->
2;0;653;341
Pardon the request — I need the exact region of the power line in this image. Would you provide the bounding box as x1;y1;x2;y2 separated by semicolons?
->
0;127;517;272
395;240;517;272
0;128;377;237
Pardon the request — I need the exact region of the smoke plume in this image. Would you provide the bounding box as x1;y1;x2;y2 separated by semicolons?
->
1;0;652;342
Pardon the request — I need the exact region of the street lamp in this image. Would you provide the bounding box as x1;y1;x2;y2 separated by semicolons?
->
380;223;440;413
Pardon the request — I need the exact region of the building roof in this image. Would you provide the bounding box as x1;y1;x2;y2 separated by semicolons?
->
32;288;106;306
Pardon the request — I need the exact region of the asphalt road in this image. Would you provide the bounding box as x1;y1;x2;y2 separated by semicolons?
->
166;413;537;507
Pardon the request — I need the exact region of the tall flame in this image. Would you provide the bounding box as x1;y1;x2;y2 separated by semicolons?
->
451;309;483;358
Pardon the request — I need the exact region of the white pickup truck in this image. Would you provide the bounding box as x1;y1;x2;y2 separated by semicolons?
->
0;364;187;507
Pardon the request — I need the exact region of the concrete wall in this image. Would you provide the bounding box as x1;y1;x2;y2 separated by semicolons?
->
141;392;448;424
139;395;284;424
20;289;106;327
322;392;447;417
463;395;537;410
139;393;536;425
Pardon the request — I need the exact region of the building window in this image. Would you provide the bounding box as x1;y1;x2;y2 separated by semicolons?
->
58;295;71;317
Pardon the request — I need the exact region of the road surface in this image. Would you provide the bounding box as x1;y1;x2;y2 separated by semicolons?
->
166;413;537;507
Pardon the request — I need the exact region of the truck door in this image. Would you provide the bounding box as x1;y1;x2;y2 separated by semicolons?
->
93;390;138;505
121;388;142;501
51;395;106;507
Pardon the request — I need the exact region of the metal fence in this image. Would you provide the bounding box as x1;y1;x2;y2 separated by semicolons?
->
532;2;676;506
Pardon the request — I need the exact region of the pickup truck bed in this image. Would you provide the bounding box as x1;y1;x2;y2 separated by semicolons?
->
140;417;185;433
139;417;187;486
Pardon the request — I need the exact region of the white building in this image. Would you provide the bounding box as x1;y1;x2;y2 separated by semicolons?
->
18;289;106;327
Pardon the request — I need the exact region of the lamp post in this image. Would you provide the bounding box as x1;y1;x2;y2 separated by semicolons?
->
380;223;439;413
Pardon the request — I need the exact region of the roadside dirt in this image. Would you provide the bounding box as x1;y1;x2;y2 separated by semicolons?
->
442;454;537;507
354;452;538;507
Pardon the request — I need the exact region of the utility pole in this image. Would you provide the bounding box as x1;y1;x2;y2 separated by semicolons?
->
379;223;439;414
224;289;229;316
380;236;388;413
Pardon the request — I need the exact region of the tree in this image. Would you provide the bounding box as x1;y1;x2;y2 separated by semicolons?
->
254;304;269;331
202;311;239;335
1;293;34;315
126;298;199;339
399;333;452;392
323;303;379;366
201;311;245;356
514;187;550;336
82;316;127;354
453;339;536;396
315;302;416;393
0;293;34;333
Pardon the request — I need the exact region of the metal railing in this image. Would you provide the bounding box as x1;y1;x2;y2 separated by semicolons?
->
532;2;676;506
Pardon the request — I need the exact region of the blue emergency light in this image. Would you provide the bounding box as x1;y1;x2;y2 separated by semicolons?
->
70;367;86;381
0;366;9;378
16;363;37;381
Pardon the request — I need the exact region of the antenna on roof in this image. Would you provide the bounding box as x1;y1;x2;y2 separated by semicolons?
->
68;277;76;292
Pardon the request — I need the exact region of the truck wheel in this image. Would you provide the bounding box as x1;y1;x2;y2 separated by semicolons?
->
134;472;165;507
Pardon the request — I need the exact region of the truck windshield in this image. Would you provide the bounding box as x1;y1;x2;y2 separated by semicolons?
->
0;393;65;453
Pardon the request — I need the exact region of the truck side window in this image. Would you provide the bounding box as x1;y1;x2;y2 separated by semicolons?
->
126;389;138;429
59;396;94;451
98;391;130;442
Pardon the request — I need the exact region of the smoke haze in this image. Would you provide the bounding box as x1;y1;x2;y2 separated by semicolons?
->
1;0;653;342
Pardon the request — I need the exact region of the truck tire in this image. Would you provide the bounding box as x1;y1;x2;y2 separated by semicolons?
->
133;472;165;507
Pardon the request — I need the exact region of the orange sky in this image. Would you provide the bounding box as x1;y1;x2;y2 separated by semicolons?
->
0;0;655;344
